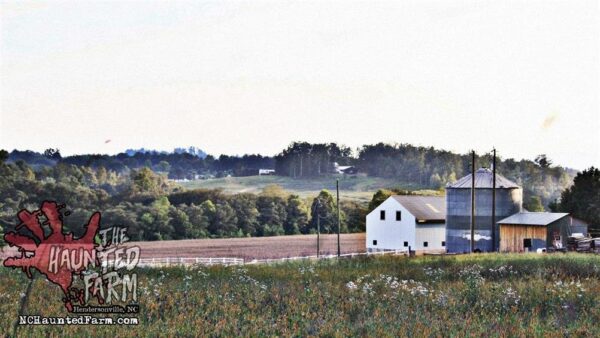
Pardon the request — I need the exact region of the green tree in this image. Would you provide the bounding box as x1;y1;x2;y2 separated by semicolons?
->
309;190;338;234
285;195;308;235
200;200;216;219
524;196;545;212
263;223;285;236
557;167;600;228
96;166;108;184
535;154;552;168
169;207;192;239
185;200;215;238
429;173;443;189
43;148;62;160
257;196;287;236
103;203;142;240
152;196;171;217
368;189;394;212
341;200;367;233
128;167;170;198
181;204;204;238
260;184;289;199
156;161;171;173
230;194;259;236
210;201;238;237
144;196;174;240
0;149;8;164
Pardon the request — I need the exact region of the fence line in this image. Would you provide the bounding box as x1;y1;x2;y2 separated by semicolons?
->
135;249;408;268
137;257;244;267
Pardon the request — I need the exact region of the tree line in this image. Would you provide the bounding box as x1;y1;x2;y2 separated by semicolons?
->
274;142;575;209
7;149;274;180
0;141;587;219
0;148;597;241
0;155;364;241
551;167;600;235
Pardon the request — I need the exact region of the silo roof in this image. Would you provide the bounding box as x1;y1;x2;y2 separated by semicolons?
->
391;195;446;222
497;212;569;226
446;168;520;189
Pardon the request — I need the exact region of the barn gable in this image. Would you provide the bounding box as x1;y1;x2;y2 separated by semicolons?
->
366;196;446;252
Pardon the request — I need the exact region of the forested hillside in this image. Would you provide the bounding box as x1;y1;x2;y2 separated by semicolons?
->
0;141;584;242
5;142;577;209
274;142;576;208
8;148;274;179
0;156;364;241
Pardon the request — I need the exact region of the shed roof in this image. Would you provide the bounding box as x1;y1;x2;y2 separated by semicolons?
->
391;195;446;222
497;212;569;226
447;168;520;189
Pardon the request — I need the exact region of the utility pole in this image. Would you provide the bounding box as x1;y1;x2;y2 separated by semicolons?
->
313;199;321;258
491;148;497;252
317;210;320;257
336;179;341;257
470;150;476;253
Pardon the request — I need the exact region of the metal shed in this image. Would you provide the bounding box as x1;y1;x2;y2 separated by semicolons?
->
569;217;589;236
497;212;570;252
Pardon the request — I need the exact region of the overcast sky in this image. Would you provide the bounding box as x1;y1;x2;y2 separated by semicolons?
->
1;0;598;169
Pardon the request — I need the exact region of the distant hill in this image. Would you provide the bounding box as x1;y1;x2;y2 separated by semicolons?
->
3;142;583;209
125;146;207;158
7;150;57;168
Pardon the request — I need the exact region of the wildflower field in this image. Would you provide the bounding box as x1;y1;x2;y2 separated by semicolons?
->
1;253;600;337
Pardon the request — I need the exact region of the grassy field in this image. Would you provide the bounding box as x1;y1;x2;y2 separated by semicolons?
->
2;253;600;336
177;175;440;202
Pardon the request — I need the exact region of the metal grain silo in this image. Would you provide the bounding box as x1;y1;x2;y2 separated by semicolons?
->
445;168;522;253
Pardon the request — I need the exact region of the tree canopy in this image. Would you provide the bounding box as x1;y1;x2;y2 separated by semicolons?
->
0;142;585;241
555;167;600;231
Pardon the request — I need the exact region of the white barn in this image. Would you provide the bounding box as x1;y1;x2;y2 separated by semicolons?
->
366;195;446;253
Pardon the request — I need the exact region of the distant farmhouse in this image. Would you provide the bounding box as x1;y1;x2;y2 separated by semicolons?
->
333;162;359;175
366;168;587;253
366;195;446;253
258;169;276;176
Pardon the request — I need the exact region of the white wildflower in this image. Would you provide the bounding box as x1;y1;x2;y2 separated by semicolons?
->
346;281;358;290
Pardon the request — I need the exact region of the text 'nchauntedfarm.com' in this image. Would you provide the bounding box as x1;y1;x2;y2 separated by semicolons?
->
19;315;139;326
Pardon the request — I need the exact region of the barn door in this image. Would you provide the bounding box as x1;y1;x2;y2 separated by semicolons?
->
523;238;532;252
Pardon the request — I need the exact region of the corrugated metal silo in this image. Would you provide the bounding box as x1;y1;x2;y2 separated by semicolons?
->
446;168;522;252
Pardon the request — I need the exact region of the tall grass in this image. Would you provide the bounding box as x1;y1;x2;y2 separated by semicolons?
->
1;253;599;336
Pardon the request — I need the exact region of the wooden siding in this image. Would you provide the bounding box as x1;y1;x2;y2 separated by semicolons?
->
499;224;546;252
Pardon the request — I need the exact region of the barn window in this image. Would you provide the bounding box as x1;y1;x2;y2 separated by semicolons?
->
403;241;408;247
423;241;428;247
523;238;532;248
380;210;385;220
372;240;377;246
441;241;446;247
396;211;402;221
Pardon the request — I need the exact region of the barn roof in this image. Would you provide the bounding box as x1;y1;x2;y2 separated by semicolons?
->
497;212;569;226
447;168;520;189
391;195;446;222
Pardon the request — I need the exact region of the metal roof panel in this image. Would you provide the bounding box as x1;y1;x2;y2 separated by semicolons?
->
497;212;569;226
447;168;520;189
391;195;446;221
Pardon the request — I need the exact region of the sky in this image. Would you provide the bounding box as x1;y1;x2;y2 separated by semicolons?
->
1;0;598;169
